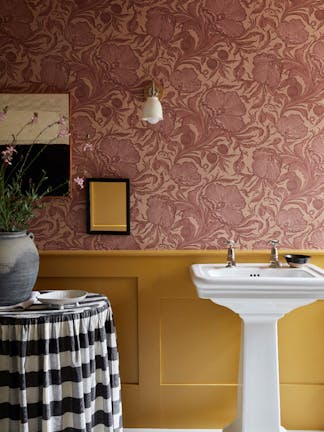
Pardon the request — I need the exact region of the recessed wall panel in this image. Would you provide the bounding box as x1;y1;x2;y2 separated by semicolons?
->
36;276;138;384
160;298;241;384
279;300;324;383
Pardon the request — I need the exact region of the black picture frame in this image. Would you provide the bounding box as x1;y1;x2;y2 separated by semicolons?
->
86;178;130;235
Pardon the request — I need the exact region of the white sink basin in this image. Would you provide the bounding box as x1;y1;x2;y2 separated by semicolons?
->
190;262;324;432
196;264;319;278
191;263;324;298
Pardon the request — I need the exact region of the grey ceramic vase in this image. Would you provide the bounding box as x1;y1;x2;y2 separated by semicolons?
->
0;231;39;306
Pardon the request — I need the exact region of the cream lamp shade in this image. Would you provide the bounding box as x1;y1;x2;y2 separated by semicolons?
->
141;81;163;125
142;96;163;124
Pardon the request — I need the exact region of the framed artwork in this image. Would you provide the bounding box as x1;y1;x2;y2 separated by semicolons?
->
0;93;70;195
86;178;130;235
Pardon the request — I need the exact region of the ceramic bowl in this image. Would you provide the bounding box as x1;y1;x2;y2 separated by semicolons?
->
37;290;88;309
284;254;311;268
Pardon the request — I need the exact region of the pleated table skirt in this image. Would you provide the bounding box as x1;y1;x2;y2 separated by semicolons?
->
0;293;123;432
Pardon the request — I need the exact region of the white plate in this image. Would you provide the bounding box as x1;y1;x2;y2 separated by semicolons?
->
37;290;88;308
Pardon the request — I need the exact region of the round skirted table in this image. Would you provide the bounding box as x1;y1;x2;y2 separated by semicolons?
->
0;292;123;432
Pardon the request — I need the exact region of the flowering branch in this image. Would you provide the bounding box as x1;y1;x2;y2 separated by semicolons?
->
0;108;69;232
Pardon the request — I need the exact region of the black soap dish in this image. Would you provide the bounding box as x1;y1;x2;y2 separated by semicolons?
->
284;254;311;268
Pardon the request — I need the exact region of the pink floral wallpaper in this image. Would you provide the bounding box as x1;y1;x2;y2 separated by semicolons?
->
1;0;324;250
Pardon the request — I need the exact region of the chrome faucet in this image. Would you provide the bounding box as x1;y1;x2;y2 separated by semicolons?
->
226;240;236;267
269;240;281;268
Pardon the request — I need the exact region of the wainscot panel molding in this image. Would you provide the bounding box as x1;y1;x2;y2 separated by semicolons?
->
36;250;324;429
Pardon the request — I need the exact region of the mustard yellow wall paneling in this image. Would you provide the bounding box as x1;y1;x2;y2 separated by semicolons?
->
37;250;324;428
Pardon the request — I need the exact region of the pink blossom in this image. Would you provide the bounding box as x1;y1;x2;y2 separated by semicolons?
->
1;146;17;165
74;176;85;189
58;127;69;138
57;116;70;138
31;112;38;124
83;142;94;151
0;106;8;121
58;116;67;126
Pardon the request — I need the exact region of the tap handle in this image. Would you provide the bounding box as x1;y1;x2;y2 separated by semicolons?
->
226;240;236;267
269;239;281;267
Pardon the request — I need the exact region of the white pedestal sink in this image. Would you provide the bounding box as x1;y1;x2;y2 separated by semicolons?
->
190;263;324;432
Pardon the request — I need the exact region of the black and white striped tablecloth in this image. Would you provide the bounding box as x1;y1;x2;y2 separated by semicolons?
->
0;292;123;432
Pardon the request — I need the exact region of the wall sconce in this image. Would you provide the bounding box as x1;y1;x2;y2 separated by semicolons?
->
142;81;163;125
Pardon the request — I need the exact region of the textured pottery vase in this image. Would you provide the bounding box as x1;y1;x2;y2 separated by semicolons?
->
0;231;39;306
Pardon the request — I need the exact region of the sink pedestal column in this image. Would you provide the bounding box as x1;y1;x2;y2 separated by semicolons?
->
211;297;315;432
224;312;285;432
212;299;317;432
